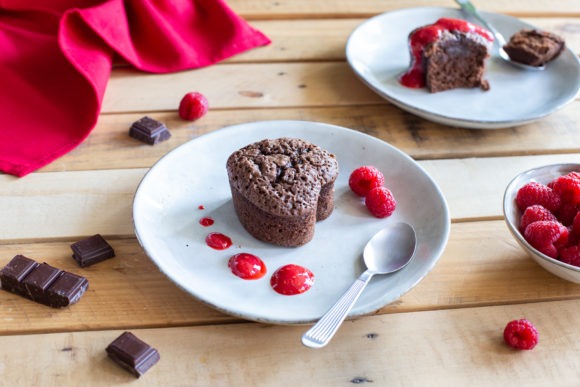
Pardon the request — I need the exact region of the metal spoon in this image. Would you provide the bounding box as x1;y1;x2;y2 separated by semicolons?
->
301;222;416;349
455;0;545;71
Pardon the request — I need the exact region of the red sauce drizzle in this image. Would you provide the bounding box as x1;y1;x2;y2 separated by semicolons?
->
270;264;315;295
205;232;232;250
228;253;267;280
399;18;494;89
198;205;205;210
199;217;214;227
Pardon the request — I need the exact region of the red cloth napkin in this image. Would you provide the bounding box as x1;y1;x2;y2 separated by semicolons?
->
0;0;270;176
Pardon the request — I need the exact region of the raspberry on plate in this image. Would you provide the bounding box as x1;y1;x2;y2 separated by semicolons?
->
365;186;396;218
349;166;385;197
515;182;561;213
519;205;557;233
503;319;539;350
178;91;209;121
523;220;568;258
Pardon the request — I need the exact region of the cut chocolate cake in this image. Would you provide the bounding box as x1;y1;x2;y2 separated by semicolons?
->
400;18;493;93
503;29;565;67
226;138;338;247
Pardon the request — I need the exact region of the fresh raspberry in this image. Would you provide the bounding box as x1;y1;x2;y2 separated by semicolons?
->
515;182;561;213
523;220;569;258
365;186;396;218
552;171;580;206
559;245;580;267
555;202;579;226
349;166;385;197
519;205;557;233
178;92;209;121
571;212;580;237
503;319;539;350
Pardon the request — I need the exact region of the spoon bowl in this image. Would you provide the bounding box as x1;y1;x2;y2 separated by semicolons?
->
455;0;544;71
302;222;416;349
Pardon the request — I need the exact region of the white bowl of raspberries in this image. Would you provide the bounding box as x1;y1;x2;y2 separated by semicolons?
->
503;163;580;283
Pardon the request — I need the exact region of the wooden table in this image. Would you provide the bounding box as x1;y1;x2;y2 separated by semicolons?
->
2;1;580;384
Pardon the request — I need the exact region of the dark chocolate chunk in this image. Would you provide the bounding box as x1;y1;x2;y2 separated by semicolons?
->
71;234;115;267
22;263;62;303
0;255;89;308
45;272;89;307
0;254;38;295
106;332;160;377
129;116;171;145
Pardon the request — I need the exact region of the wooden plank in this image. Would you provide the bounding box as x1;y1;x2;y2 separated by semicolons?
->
4;154;580;241
2;221;580;335
101;63;383;113
228;0;580;19
1;298;579;385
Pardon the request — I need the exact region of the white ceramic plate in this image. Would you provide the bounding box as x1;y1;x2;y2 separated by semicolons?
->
346;7;580;129
133;121;450;324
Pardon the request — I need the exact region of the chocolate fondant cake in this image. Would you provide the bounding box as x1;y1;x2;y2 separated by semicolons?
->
503;29;565;67
226;138;338;247
400;18;493;93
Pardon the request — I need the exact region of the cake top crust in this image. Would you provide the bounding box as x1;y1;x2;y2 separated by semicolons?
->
226;138;338;217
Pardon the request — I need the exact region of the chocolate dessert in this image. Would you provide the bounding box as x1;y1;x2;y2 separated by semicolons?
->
503;29;565;67
226;138;339;247
400;18;493;93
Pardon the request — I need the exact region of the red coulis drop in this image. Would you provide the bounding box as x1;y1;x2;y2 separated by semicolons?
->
198;205;205;210
199;217;214;227
270;264;315;295
399;18;494;88
228;253;267;280
205;232;232;250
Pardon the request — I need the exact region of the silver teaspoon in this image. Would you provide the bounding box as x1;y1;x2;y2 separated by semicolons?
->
301;222;417;349
455;0;545;71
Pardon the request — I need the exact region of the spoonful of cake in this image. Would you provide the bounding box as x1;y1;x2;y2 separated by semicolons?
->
455;0;546;71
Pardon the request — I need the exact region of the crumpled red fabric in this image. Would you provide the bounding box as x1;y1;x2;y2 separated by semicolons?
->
0;0;270;176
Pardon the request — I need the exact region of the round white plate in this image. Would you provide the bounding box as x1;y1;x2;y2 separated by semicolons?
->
346;7;580;129
133;121;450;324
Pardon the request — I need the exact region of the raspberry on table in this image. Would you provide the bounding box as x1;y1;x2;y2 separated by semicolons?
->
503;319;539;350
523;220;568;258
515;182;561;213
519;205;557;233
178;91;209;121
349;166;385;197
365;186;396;218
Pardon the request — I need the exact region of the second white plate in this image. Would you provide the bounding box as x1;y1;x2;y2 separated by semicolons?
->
346;7;580;129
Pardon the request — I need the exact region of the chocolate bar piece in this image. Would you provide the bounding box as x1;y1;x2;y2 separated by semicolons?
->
45;272;89;307
0;255;89;308
71;234;115;267
0;254;38;295
106;332;160;377
129;116;171;145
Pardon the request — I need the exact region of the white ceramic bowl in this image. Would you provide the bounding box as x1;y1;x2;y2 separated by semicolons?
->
503;164;580;283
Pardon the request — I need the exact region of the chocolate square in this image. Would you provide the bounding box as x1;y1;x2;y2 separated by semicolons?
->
22;263;62;303
71;234;115;267
106;332;160;377
0;255;39;295
129;116;171;145
45;272;89;307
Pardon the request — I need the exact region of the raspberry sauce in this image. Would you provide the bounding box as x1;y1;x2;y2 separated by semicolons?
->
199;217;214;227
228;253;267;280
399;18;494;88
205;232;232;250
270;264;315;295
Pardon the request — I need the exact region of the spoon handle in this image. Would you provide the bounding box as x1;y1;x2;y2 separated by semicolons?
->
454;0;505;46
302;270;373;349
